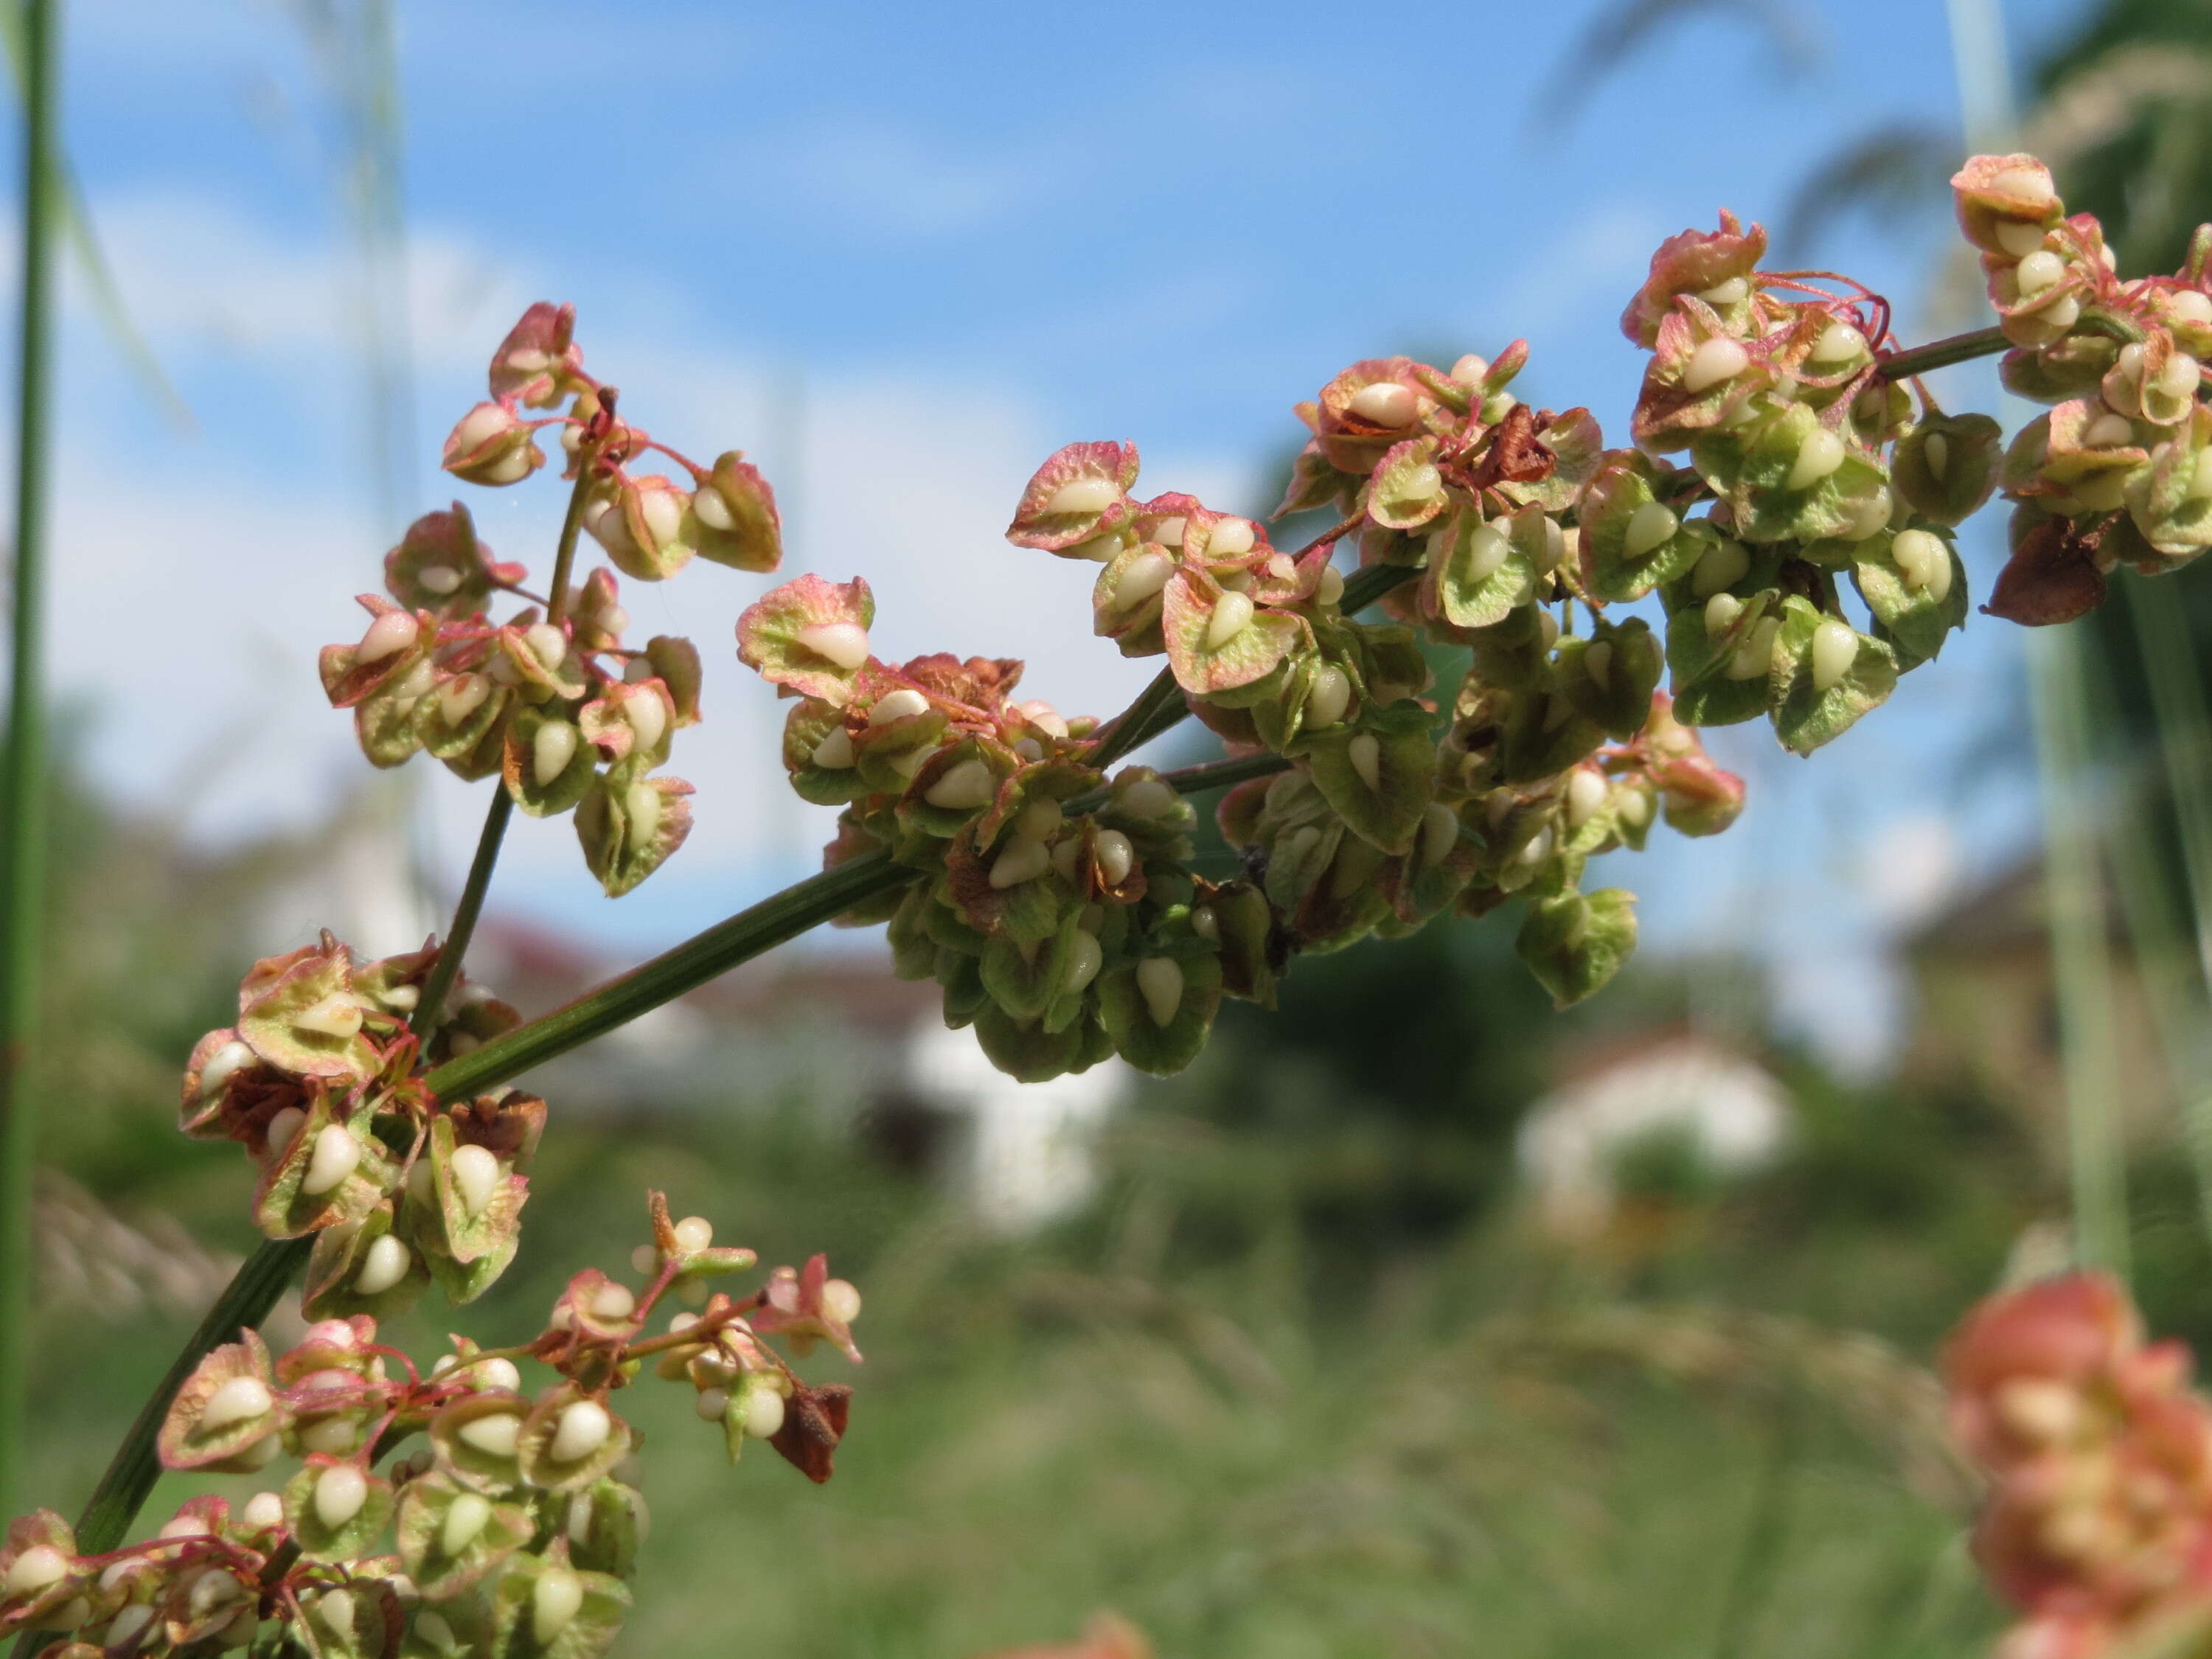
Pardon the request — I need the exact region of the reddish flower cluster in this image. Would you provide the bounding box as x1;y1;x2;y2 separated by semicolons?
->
0;1197;860;1659
1945;1273;2212;1659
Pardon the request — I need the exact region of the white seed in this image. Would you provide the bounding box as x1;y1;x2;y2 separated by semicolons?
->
312;1464;367;1530
1697;276;1749;305
990;834;1051;890
1451;352;1490;383
355;1235;411;1296
2191;448;2212;500
810;726;855;769
2015;250;2065;296
690;483;735;533
1209;517;1256;557
1989;161;2055;205
1481;391;1517;422
1307;666;1353;728
187;1569;241;1616
1923;431;1950;481
295;993;364;1040
1119;779;1178;817
1420;801;1459;866
200;1375;273;1433
108;1605;156;1646
1994;221;2048;260
1012;738;1044;762
316;1590;355;1636
742;1388;786;1440
2084;411;2135;448
355;610;417;665
822;1279;863;1324
1135;958;1184;1027
1206;590;1255;650
1811;322;1866;364
694;1388;729;1422
795;621;870;671
382;984;419;1012
1566;768;1608;827
1394;462;1442;504
1115;551;1176;611
198;1039;255;1102
301;1125;361;1196
240;1492;285;1531
1067;532;1124;562
1622;501;1678;560
1703;592;1743;639
478;1358;522;1393
5;1545;68;1597
523;622;568;673
159;1514;210;1542
869;689;930;726
591;1283;637;1322
2173;291;2212;325
638;488;686;549
2160;352;2202;400
1093;830;1136;886
1045;476;1121;516
448;1144;500;1217
456;1413;522;1458
532;720;578;787
627;782;664;844
1583;641;1614;694
1150;515;1188;547
1691;538;1750;598
1537;608;1559;650
1809;619;1859;692
1681;336;1748;394
1840;487;1893;542
1348;381;1417;426
300;1418;356;1456
625;692;667;753
1018;799;1063;841
2045;294;2081;330
674;1215;713;1253
1517;825;1555;866
1462;521;1512;582
1049;838;1082;882
548;1400;612;1464
924;758;997;811
1787;428;1847;490
630;1243;657;1276
1725;616;1781;680
1317;566;1346;605
531;1568;584;1646
1892;529;1952;602
2118;341;2146;385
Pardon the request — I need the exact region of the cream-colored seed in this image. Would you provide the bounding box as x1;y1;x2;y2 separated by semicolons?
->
1065;931;1104;995
355;610;417;664
691;483;734;532
2015;250;2065;296
450;1144;501;1216
1994;219;2047;258
1703;593;1744;639
1017;799;1063;841
1115;552;1176;611
531;1570;584;1646
1923;431;1950;481
1461;522;1511;582
591;1284;637;1322
1136;958;1185;1027
549;1401;612;1464
354;1235;411;1296
923;759;997;811
810;727;855;770
1787;428;1846;490
295;993;364;1040
456;1413;522;1458
2161;352;2202;399
1623;501;1678;560
1420;801;1459;866
1583;641;1613;693
4;1546;68;1597
2191;448;2212;500
1119;779;1178;817
1811;321;1866;364
301;1418;358;1458
312;1465;368;1530
2084;411;2135;448
264;1106;306;1161
316;1590;355;1636
240;1492;285;1531
301;1125;361;1196
2045;294;2081;331
1691;538;1750;598
1206;591;1255;650
1347;734;1382;792
478;1357;522;1393
532;720;578;787
1317;566;1346;605
439;1493;492;1558
1809;619;1859;693
1307;665;1353;727
1451;352;1489;383
1891;529;1952;604
869;688;930;726
1189;905;1220;944
1045;476;1121;516
794;621;870;671
822;1279;863;1323
625;692;668;754
1566;768;1609;827
990;835;1052;890
1697;276;1748;305
743;1388;787;1441
199;1374;273;1435
695;1388;730;1422
1681;336;1748;394
1348;381;1417;427
1208;518;1256;557
1093;830;1136;887
1725;616;1781;681
198;1038;255;1102
674;1216;713;1253
1049;838;1082;883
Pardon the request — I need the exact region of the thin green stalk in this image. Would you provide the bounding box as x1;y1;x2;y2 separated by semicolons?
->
0;0;60;1519
2028;626;2131;1279
1873;325;2010;383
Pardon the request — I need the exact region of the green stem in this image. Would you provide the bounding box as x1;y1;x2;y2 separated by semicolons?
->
410;465;597;1038
0;0;60;1519
1874;325;2011;383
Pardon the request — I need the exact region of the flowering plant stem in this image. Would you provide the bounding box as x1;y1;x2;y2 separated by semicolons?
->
0;0;60;1520
44;557;1413;1568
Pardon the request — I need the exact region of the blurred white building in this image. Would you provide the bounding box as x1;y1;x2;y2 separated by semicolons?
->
1516;1032;1792;1235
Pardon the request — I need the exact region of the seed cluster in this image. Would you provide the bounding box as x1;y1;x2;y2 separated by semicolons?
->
321;304;786;899
0;1198;859;1659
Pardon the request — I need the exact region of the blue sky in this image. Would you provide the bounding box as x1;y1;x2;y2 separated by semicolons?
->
15;0;2098;1065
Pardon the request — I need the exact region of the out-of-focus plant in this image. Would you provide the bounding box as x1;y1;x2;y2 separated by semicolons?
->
4;149;2208;1659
